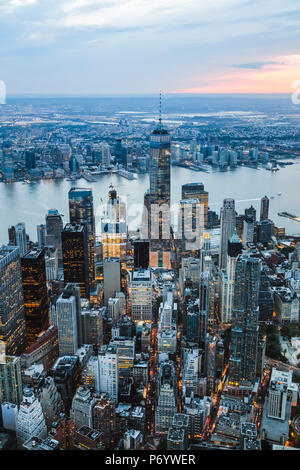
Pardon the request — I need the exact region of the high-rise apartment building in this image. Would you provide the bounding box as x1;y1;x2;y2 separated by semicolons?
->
220;229;243;323
219;198;236;270
99;345;118;400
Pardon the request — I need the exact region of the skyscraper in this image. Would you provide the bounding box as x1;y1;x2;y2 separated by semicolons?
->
155;361;177;434
68;188;95;290
181;182;209;228
219;198;236;270
45;209;63;265
99;344;119;400
103;258;121;305
25;150;36;170
62;223;90;298
130;268;153;323
37;224;47;249
228;255;261;394
101;186;127;265
0;246;27;355
16;389;47;446
133;240;149;269
21;248;50;346
220;229;243;323
15;222;27;257
2;141;14;182
55;283;81;356
260;195;270;221
0;355;23;405
146;98;172;269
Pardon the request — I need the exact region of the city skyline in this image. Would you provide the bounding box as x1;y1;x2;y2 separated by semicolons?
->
1;2;300;455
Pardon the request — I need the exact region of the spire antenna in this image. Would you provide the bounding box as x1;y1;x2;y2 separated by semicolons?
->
159;90;162;130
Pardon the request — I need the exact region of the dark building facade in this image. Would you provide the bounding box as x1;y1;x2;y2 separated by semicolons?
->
62;223;90;298
228;255;261;394
68;188;95;291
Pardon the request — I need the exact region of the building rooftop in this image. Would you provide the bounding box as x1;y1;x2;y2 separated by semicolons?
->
22;248;43;259
168;427;185;442
63;223;86;233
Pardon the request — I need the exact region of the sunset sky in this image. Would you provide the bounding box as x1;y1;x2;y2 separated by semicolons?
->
1;0;300;95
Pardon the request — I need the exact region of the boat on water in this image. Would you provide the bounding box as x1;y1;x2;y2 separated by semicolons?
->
278;212;300;222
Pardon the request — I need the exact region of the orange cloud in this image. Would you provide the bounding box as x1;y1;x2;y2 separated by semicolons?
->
176;55;300;93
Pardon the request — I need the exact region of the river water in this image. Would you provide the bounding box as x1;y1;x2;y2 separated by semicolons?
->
0;163;299;244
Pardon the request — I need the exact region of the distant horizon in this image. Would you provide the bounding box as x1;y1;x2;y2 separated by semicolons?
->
5;92;292;99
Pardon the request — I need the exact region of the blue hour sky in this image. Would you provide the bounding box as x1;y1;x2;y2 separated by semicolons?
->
1;0;300;95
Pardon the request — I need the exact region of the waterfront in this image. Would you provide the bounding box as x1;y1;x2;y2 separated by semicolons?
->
0;162;300;244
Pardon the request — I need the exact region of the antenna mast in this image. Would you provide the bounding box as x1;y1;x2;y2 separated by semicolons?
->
159;90;162;131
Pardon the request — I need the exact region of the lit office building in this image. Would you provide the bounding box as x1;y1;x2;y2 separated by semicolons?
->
101;186;127;265
130;268;153;322
69;188;96;290
21;248;50;346
0;245;27;355
110;337;135;380
62;223;90;298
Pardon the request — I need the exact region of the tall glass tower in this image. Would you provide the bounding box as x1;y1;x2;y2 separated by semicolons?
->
0;246;27;355
228;255;261;394
219;198;236;270
146;95;171;269
68;188;95;290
